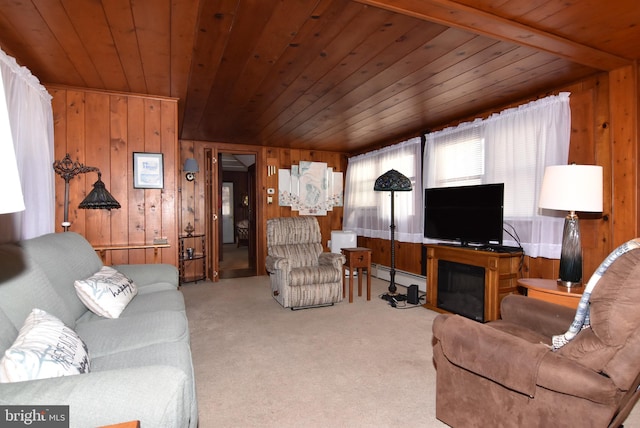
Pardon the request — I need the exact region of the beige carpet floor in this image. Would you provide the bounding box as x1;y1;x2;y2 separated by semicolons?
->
181;276;640;428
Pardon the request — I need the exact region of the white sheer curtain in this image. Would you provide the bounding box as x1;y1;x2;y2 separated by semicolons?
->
424;93;571;258
0;48;55;243
344;137;423;243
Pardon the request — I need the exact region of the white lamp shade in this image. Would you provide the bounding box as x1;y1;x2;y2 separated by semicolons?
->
539;164;603;212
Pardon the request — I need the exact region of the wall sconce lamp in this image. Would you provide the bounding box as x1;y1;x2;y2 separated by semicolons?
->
539;164;603;288
53;154;121;231
184;158;199;181
374;169;413;300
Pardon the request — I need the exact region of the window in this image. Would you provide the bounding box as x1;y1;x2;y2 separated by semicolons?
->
343;137;423;243
424;93;571;258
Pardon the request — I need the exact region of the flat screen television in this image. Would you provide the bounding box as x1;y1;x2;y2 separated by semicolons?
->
424;183;504;246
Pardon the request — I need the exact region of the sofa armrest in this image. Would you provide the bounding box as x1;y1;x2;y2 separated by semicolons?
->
500;294;576;337
265;255;289;273
0;366;190;427
433;313;617;403
112;264;178;289
319;252;345;270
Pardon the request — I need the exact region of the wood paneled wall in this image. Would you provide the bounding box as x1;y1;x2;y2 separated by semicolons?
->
50;85;178;266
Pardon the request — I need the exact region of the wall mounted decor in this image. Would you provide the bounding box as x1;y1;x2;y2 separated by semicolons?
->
278;161;343;215
133;152;164;189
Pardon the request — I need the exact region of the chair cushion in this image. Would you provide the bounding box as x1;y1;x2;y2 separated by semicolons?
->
289;265;342;286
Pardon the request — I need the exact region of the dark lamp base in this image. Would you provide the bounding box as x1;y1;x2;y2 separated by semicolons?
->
380;293;407;302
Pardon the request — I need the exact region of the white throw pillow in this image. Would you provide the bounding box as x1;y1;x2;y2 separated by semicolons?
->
74;266;138;319
0;308;90;383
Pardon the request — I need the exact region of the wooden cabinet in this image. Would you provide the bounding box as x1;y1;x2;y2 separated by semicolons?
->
424;244;522;322
179;234;206;284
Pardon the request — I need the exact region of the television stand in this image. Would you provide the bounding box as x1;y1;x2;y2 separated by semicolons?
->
423;244;523;322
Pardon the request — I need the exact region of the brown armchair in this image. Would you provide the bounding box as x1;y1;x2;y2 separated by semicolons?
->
432;243;640;428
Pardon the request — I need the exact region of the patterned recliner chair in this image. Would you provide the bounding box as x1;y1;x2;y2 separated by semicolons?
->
265;217;345;309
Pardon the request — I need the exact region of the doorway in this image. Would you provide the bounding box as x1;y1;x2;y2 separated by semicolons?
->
218;152;257;278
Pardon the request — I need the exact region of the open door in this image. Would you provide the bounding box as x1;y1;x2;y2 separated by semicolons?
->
218;152;257;278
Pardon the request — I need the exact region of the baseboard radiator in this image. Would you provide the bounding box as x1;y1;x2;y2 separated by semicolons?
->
371;264;426;293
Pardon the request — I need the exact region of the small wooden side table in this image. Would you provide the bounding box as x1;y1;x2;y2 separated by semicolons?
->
517;278;584;309
342;247;372;303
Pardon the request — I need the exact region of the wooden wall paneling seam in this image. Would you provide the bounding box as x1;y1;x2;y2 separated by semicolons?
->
51;88;67;233
160;99;179;265
66;90;86;234
109;94;130;265
127;96;145;264
143;98;163;263
609;65;638;247
593;74;613;263
83;91;110;247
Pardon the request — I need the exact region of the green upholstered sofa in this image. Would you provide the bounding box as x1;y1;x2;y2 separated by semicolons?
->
0;232;197;427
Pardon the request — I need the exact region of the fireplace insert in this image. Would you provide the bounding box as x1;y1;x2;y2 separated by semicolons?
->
437;260;485;322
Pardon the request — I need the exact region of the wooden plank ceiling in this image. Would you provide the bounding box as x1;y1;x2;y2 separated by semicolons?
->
0;0;637;154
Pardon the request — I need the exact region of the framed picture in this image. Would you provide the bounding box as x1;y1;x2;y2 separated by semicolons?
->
133;152;164;189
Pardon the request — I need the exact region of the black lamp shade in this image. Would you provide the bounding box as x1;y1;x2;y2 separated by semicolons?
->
374;169;412;191
79;174;121;210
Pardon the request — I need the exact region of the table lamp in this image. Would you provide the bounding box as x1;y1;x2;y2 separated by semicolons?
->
539;164;603;288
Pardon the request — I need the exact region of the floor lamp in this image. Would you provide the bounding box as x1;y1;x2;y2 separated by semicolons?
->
374;169;412;299
539;164;603;288
53;154;121;231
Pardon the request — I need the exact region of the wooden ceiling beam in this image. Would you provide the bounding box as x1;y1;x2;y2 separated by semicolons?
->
353;0;631;71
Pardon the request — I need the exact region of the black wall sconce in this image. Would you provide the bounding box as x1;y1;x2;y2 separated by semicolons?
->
53;153;121;231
